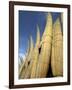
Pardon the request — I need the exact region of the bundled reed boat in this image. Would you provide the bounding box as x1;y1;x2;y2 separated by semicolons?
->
51;18;63;76
36;13;53;78
30;25;40;78
19;36;34;79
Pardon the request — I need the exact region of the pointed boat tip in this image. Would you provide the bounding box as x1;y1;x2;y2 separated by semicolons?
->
54;18;60;27
42;12;53;39
53;17;62;33
36;24;40;35
27;39;30;46
46;12;52;20
26;39;30;53
35;24;40;46
30;35;34;47
48;12;52;16
45;12;52;26
37;24;39;32
30;35;32;41
36;24;40;39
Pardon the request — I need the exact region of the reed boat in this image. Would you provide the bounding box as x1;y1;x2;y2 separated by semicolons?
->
36;13;53;78
30;25;40;78
23;36;34;78
19;36;34;79
19;40;30;79
51;18;63;76
19;40;30;74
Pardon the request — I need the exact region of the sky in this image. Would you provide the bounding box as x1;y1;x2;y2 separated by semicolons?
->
19;11;61;58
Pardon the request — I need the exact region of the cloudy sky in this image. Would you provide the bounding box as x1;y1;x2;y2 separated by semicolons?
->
19;11;61;58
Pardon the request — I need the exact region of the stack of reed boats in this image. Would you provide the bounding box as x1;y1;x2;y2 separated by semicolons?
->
19;13;63;79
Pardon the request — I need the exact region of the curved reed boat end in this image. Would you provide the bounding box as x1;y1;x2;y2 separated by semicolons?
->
24;36;34;79
19;36;34;79
36;13;53;78
30;25;40;78
51;18;63;76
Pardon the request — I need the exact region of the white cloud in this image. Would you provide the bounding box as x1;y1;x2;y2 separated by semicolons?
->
18;53;26;66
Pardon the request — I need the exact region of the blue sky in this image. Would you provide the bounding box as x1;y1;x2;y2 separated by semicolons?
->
19;11;61;57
